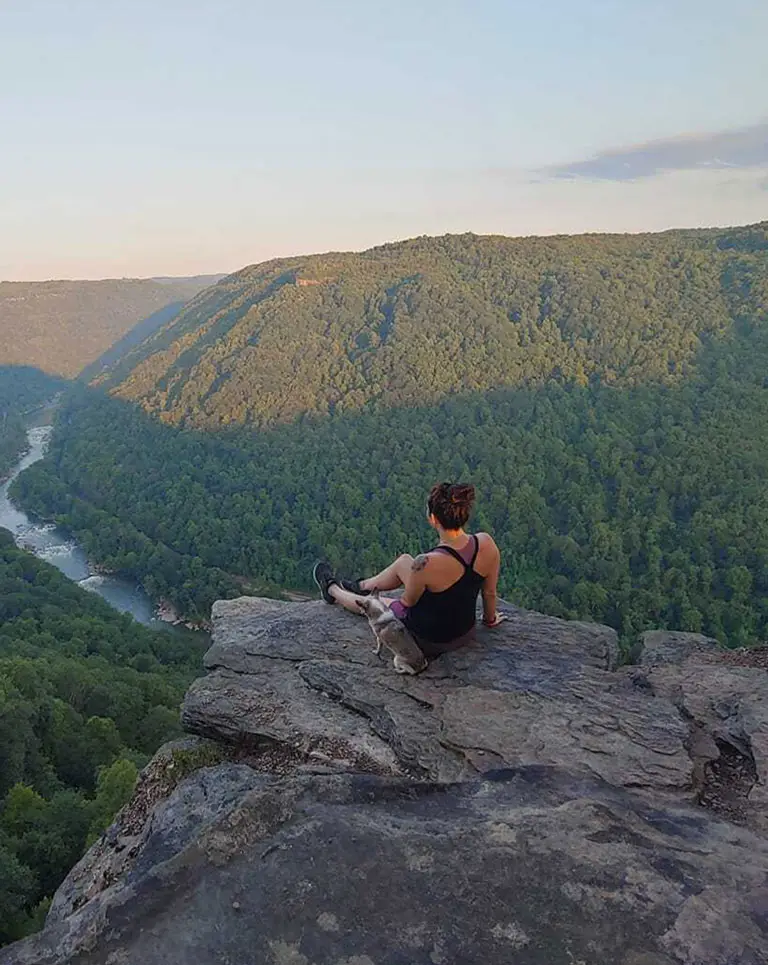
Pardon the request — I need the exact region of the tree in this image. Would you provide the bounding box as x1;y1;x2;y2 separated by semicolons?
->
0;845;37;946
87;759;138;844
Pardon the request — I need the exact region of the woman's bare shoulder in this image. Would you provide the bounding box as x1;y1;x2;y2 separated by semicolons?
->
474;531;497;545
475;532;500;554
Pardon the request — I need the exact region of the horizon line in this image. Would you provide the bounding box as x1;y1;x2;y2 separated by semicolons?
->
2;217;764;285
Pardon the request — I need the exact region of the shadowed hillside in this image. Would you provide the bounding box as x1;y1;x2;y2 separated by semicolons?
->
0;367;65;477
15;298;768;645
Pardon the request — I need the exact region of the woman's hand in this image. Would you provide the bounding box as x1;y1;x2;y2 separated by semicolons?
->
482;611;507;628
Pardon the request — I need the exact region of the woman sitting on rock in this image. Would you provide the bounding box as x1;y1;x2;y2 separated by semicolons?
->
313;482;505;657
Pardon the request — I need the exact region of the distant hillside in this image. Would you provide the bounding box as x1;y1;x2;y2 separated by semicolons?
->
99;223;768;428
0;276;221;378
78;301;190;383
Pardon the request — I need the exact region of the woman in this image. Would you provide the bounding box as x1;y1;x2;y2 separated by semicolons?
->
313;482;505;657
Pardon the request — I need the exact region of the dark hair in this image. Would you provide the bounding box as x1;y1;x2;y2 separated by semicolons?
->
427;482;476;530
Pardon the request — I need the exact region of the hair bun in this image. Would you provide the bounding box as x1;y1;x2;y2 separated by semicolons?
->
428;481;476;529
449;483;475;505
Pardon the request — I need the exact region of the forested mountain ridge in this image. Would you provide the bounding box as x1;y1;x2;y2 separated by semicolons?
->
11;221;768;649
99;222;768;428
0;276;221;378
16;299;768;648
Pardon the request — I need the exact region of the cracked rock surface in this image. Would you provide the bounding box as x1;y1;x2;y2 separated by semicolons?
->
182;599;740;806
3;598;767;965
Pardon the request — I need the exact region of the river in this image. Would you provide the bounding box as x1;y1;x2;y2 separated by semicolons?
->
1;421;201;636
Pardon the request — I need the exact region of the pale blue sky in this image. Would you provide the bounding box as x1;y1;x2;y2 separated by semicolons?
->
1;0;766;279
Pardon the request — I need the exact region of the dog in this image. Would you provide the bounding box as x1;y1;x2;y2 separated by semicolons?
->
356;592;428;675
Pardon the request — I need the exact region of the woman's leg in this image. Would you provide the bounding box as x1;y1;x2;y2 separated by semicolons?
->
329;584;367;614
329;584;396;615
360;554;414;592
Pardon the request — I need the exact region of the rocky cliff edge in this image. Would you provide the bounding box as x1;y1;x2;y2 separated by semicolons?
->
3;599;768;965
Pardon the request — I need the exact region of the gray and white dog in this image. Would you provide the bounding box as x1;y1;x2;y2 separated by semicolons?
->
356;592;428;675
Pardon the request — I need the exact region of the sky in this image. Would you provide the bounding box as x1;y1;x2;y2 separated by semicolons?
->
1;0;767;280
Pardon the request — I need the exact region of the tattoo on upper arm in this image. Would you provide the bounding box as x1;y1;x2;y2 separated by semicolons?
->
411;554;429;573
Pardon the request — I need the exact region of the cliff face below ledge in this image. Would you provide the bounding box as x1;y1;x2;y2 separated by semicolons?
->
3;599;768;965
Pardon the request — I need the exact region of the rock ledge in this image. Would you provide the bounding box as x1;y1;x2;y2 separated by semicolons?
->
3;598;767;965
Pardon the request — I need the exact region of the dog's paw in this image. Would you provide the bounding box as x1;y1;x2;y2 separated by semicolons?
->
393;658;418;675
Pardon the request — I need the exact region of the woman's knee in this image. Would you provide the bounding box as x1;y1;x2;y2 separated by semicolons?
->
394;553;414;578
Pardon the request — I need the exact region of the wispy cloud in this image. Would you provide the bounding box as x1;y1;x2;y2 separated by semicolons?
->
544;121;768;182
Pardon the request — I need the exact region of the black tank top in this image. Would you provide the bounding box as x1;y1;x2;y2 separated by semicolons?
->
404;535;484;646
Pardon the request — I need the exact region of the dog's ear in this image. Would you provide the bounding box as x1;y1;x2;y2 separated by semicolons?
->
356;597;371;614
371;588;380;600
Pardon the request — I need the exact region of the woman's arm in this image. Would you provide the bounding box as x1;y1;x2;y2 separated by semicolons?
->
400;553;430;607
481;538;502;626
